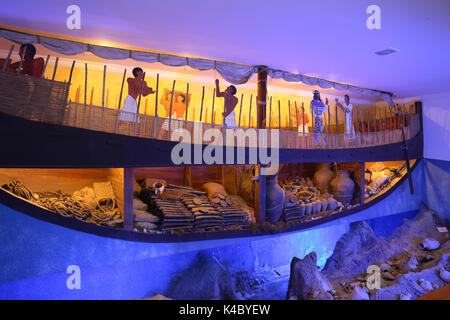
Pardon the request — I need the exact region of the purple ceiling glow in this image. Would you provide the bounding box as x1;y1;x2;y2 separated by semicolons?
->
1;0;449;98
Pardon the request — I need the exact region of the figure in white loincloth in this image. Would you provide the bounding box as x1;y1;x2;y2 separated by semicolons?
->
119;67;155;122
215;79;239;129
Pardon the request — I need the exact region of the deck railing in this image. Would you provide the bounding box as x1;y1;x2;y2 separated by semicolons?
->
65;102;421;150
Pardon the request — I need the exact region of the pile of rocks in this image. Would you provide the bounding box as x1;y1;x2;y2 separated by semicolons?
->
286;203;450;300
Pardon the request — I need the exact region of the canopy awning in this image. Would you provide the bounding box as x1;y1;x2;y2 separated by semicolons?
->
0;25;394;106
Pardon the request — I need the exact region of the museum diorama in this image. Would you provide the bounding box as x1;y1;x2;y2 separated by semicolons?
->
0;1;448;301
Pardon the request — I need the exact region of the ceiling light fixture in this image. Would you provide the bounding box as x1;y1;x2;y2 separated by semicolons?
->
375;47;400;56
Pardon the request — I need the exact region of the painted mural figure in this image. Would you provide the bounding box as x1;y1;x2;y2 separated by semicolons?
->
119;67;155;122
159;89;189;139
336;94;356;141
310;90;328;145
215;79;238;128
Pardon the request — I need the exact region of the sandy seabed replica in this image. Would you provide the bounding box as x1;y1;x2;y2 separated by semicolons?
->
145;203;449;300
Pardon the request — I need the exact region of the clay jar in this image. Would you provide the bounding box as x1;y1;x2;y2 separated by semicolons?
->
304;200;313;216
266;175;285;223
327;194;339;211
313;163;334;193
330;170;355;204
321;197;328;211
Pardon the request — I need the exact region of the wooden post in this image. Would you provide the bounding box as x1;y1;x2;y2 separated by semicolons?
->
360;108;365;146
82;63;88;127
335;103;338;135
238;93;244;127
302;102;307;149
168;79;176;134
211;88;215;125
136;72;146;114
360;162;365;204
41;55;50;78
185;83;190;122
101;65;107;108
294;101;299;133
302;102;306;134
67;60;76;85
328;103;331;134
199;86;205;123
118;68;126;109
255;165;266;223
257;66;268;129
184;167;192;187
389;107;395;139
16;48;24;74
89;86;94;106
355;106;360;146
1;44;14;72
51;57;59;81
384;105;388;143
268;96;272;129
288;100;292;131
153;73;160;138
123;168;134;231
101;65;107;130
248;94;253;128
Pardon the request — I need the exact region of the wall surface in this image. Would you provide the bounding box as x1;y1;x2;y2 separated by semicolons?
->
421;91;450;161
422;158;450;222
0;161;424;299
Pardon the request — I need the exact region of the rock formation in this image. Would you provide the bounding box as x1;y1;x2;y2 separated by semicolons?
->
286;252;332;300
165;252;236;300
322;221;394;279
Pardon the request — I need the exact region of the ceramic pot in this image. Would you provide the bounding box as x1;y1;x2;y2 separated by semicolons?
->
298;202;306;216
305;200;312;216
321;197;328;211
266;175;285;223
418;238;440;251
327;195;338;211
330;170;355;204
314;198;322;213
313;163;334;193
